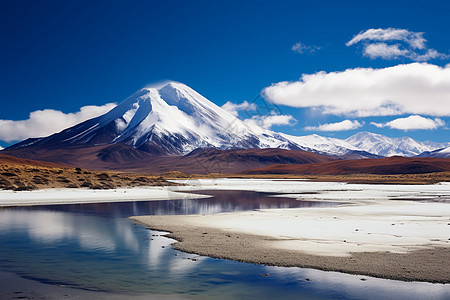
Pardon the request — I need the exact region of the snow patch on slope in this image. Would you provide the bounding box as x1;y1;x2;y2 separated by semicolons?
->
418;146;450;158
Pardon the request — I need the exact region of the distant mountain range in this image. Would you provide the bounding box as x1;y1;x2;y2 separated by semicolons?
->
1;82;449;174
345;132;449;157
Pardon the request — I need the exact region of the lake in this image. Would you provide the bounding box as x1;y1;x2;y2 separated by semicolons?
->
0;189;449;299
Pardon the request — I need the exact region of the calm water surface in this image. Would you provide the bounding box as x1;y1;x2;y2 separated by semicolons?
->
0;190;448;299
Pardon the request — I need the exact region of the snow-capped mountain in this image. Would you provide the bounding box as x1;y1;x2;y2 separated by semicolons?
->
7;82;307;155
345;132;449;157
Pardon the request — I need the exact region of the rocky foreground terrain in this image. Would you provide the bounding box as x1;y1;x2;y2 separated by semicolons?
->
0;154;177;191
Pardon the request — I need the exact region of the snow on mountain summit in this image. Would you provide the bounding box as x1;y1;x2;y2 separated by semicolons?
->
12;82;305;155
65;81;275;154
345;132;449;157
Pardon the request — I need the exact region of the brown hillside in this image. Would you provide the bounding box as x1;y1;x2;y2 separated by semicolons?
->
241;156;450;175
0;154;72;168
2;146;335;174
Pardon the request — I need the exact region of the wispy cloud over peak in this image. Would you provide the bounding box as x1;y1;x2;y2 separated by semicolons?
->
371;115;445;131
221;101;257;117
347;28;426;49
347;28;448;61
291;42;321;54
221;100;296;129
363;43;409;60
305;120;363;132
245;113;297;129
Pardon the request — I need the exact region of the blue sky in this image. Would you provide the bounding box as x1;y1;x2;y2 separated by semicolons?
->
1;0;449;148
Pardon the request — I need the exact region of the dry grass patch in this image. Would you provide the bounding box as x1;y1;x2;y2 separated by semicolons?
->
0;164;177;191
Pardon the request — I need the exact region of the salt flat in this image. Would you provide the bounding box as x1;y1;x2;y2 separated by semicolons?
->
156;200;449;256
133;178;450;282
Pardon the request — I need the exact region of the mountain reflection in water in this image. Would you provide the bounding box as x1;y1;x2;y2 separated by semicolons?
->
0;190;448;300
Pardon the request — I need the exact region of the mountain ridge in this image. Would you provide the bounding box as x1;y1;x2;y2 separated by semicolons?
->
417;146;450;158
2;82;448;172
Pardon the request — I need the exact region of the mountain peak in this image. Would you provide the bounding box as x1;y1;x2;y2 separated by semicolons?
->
8;82;275;155
141;81;191;94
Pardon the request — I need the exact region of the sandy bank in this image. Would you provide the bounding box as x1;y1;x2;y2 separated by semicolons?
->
0;187;209;207
132;200;450;283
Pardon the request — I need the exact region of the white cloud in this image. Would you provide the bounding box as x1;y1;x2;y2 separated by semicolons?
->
291;42;320;54
263;63;450;117
363;43;409;60
221;101;257;117
347;28;426;49
223;100;295;129
347;28;448;61
305;120;363;132
412;49;448;62
0;103;117;143
371;115;445;131
245;113;296;129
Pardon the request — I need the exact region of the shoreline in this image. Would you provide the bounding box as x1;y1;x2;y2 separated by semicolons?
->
132;219;450;283
169;172;450;185
0;186;209;207
132;200;450;284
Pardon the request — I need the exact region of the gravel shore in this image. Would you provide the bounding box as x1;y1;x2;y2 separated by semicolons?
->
132;203;450;283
